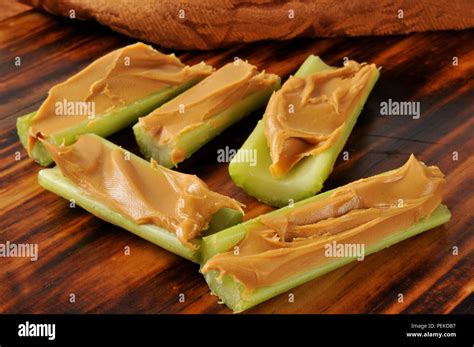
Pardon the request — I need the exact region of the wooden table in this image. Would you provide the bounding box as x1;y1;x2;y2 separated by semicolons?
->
1;5;473;314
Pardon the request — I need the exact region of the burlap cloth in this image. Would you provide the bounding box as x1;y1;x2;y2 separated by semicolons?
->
21;0;474;50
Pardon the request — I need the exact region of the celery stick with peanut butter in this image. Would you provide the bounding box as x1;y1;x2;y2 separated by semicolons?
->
229;55;380;207
201;155;451;312
17;42;213;166
133;60;280;168
38;134;244;262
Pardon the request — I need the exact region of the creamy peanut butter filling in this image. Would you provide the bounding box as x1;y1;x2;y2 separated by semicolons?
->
138;61;279;164
28;42;212;154
42;134;243;248
264;61;378;178
202;155;445;291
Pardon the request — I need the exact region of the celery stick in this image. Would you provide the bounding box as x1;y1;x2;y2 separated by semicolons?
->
228;56;380;207
133;80;281;168
200;169;451;312
203;204;450;312
18;76;207;167
38;137;243;263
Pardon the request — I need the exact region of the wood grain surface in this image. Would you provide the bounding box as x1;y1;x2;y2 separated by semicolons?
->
0;7;473;314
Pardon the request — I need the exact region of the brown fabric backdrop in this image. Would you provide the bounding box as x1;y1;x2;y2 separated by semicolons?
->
21;0;474;50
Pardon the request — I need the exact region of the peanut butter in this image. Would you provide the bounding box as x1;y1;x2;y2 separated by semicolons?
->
264;61;378;177
138;61;279;163
42;134;243;248
202;155;445;291
28;42;212;154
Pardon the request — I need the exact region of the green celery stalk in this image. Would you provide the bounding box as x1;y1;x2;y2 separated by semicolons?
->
37;136;243;263
18;73;209;167
133;79;281;168
200;169;451;312
228;56;380;207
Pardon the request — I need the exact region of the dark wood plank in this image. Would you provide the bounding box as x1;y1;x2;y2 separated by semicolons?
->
0;9;472;314
0;0;30;21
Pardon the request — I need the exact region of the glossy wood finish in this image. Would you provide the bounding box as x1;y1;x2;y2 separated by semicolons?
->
0;8;473;314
